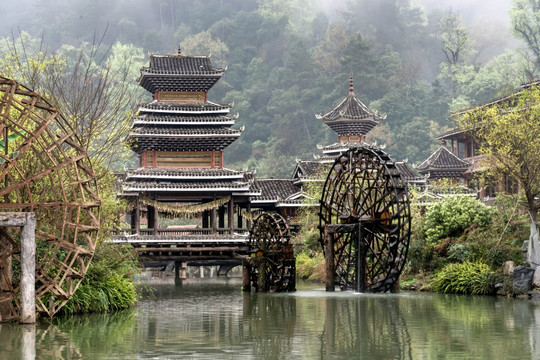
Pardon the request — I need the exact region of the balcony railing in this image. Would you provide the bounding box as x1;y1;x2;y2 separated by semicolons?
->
111;228;249;236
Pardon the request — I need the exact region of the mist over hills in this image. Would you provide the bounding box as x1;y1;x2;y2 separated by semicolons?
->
0;0;530;177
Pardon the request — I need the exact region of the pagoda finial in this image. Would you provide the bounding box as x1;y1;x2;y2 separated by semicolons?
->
441;139;447;147
178;46;182;56
349;73;354;95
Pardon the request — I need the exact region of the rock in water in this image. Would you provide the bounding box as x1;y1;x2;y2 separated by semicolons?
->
513;266;535;295
533;267;540;288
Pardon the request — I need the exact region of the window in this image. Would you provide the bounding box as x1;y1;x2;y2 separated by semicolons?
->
458;142;465;159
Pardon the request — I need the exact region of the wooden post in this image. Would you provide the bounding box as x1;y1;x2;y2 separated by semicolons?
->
246;204;252;230
228;197;234;235
148;205;157;235
325;228;335;292
181;262;187;279
20;213;36;324
202;210;209;228
0;213;36;323
356;222;366;293
134;199;141;235
211;208;217;234
218;206;225;229
237;206;243;229
242;259;251;292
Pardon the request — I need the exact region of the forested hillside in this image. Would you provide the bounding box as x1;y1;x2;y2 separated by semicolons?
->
0;0;534;177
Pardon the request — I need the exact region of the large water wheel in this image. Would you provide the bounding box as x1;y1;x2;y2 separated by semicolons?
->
319;146;410;292
0;77;100;320
244;212;295;292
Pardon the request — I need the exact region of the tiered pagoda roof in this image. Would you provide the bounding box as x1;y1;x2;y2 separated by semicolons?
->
120;48;253;198
415;142;471;179
139;53;226;93
121;168;256;194
316;74;385;137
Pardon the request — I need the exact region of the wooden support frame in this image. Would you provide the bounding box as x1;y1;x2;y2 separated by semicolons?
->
0;212;36;323
0;77;101;317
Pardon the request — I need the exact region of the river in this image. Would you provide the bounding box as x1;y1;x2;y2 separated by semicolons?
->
1;278;539;359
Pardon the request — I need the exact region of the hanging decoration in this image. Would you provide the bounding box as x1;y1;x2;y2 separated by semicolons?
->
237;206;264;221
140;196;231;216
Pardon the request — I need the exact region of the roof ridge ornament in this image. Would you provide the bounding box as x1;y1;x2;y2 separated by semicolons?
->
349;73;354;95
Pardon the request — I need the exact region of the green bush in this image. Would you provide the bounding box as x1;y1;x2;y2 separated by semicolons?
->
431;261;495;295
59;243;139;315
296;252;325;281
423;196;494;245
446;243;473;263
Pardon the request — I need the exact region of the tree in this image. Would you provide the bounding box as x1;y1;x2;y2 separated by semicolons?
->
510;0;540;74
438;10;476;99
0;32;145;171
457;85;540;267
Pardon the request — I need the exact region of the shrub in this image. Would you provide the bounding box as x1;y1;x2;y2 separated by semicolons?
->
431;261;495;295
296;252;325;281
446;243;473;263
59;243;139;315
423;196;495;245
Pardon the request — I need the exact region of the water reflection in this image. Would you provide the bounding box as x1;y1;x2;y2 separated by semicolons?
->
4;279;540;359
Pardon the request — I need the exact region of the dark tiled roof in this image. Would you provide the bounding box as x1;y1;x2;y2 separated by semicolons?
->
293;160;330;179
144;55;225;75
395;161;427;183
139;101;231;113
129;126;242;137
416;145;470;179
325;120;378;136
317;93;385;123
133;113;237;126
127;133;241;152
318;141;378;157
122;180;252;192
126;167;246;180
139;55;226;93
252;179;302;201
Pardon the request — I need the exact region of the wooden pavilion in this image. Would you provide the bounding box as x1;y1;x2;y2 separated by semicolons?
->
116;49;258;262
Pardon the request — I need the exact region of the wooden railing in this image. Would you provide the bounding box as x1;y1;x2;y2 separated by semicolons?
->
111;228;249;236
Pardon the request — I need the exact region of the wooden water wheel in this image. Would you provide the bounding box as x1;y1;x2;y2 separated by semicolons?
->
244;212;295;292
0;77;100;320
319;146;410;292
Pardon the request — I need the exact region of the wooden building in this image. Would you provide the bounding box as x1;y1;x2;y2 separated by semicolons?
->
117;49;258;259
415;140;471;182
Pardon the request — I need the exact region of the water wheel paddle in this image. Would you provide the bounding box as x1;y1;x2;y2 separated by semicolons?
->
0;77;100;319
246;212;295;292
319;146;410;292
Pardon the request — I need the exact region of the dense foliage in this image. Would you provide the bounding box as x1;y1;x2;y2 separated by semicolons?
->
423;196;494;245
1;0;535;178
431;261;495;295
407;194;528;273
58;244;139;315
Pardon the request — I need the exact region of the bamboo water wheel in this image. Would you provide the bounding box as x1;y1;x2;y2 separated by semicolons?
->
244;212;295;292
0;77;100;320
319;146;410;292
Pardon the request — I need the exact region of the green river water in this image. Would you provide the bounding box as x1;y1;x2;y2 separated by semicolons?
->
1;278;539;359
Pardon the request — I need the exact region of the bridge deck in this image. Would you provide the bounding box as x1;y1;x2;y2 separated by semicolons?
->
110;234;251;261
